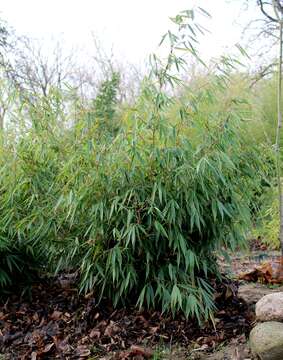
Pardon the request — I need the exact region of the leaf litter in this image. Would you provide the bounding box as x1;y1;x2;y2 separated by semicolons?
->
0;275;254;359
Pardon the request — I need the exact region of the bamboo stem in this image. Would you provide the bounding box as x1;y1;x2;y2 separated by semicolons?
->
272;0;283;256
276;20;283;256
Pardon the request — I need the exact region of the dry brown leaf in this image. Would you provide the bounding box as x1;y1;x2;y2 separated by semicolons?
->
129;345;153;358
42;343;54;353
94;312;100;319
149;326;159;334
32;313;39;322
50;310;63;320
117;346;153;360
104;321;120;337
76;345;91;358
238;261;278;283
52;336;71;353
89;329;101;339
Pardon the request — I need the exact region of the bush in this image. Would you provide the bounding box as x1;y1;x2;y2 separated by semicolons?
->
252;186;280;249
0;87;266;319
60;88;264;320
0;9;268;321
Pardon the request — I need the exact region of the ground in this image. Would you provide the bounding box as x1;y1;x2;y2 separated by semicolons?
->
0;248;281;359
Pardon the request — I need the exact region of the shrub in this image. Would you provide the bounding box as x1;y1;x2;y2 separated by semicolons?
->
252;186;280;249
0;132;52;288
55;90;263;320
0;9;268;321
91;71;120;137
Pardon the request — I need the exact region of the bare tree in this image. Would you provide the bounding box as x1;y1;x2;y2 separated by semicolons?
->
69;35;144;104
5;36;76;97
0;19;9;54
238;0;281;85
0;19;13;130
255;0;283;274
0;24;144;131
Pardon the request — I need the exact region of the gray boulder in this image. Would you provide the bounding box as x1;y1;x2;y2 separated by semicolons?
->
250;321;283;360
256;292;283;322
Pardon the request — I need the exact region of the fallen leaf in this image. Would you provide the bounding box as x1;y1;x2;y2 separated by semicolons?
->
76;345;91;358
32;313;39;322
149;326;159;334
43;342;54;353
129;345;153;358
104;321;120;337
50;311;63;320
89;329;101;339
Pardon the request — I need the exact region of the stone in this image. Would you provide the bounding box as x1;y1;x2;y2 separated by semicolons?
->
256;292;283;322
250;321;283;360
238;284;283;306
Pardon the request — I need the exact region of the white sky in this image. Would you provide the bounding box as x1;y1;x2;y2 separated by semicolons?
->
1;0;259;64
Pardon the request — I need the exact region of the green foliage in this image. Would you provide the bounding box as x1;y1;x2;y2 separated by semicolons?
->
0;81;265;322
0;125;59;288
0;8;269;322
91;71;120;136
247;77;277;146
243;76;283;248
0;245;42;290
253;187;280;249
2;98;263;315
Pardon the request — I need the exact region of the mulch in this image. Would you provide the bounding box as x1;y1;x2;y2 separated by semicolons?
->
0;276;254;360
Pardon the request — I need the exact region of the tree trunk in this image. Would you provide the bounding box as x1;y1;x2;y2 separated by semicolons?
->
276;21;283;255
272;0;283;280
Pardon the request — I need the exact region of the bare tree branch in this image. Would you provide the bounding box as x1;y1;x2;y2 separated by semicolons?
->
258;0;278;21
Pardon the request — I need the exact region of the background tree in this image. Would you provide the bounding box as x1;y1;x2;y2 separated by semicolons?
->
0;19;9;52
6;37;76;97
272;0;283;275
91;71;120;136
240;0;279;85
253;0;283;271
0;19;11;130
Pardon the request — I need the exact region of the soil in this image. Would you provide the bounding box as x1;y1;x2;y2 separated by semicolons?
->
0;249;282;359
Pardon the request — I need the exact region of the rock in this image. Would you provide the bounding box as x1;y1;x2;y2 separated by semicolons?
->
250;321;283;360
256;292;283;322
238;284;283;306
201;343;250;360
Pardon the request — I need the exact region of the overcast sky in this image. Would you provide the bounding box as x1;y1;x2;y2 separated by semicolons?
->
1;1;259;64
